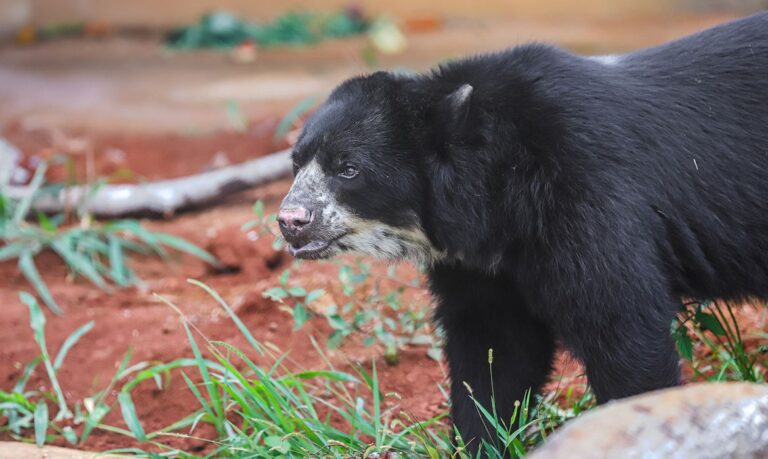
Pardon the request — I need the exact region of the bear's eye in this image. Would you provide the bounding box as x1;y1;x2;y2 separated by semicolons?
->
339;164;359;179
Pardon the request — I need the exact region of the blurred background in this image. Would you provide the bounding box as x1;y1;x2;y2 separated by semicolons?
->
1;2;766;456
0;0;765;133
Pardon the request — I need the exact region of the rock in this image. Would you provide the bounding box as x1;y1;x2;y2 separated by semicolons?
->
0;441;125;458
528;382;768;459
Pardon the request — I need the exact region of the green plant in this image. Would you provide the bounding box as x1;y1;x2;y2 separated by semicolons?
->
264;259;438;365
673;300;764;382
1;292;204;449
241;199;284;251
2;292;106;446
453;350;595;459
0;163;218;314
274;96;319;142
111;279;453;458
4;282;600;458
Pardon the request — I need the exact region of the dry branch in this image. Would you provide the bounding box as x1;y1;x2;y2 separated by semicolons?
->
4;148;293;218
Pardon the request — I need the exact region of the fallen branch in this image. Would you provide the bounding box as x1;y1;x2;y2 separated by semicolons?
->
0;138;22;188
4;148;293;218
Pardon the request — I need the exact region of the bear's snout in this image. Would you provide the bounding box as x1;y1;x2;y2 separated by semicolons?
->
277;207;313;236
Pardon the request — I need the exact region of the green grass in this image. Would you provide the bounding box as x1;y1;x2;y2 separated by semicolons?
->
674;300;765;382
3;281;597;458
3;185;765;457
0;162;219;314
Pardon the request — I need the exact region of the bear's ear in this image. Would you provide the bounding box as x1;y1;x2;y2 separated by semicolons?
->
444;84;473;130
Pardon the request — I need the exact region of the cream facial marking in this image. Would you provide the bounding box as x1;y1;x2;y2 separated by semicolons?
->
282;159;444;265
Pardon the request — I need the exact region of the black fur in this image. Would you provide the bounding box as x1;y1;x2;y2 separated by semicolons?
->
285;12;768;454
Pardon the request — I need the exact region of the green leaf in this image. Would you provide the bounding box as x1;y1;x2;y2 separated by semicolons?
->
80;403;109;444
287;286;307;297
19;255;62;314
272;236;285;250
34;400;48;447
62;426;77;445
274;96;318;142
0;242;32;262
187;279;264;355
264;435;290;454
117;392;146;441
152;232;219;267
252;200;265;219
13;161;47;224
36;211;57;232
695;311;727;336
292;303;310;331
327;330;345;349
305;288;325;304
51;238;109;290
107;234;129;286
327;314;349;331
409;334;434;346
279;269;290;285
263;287;288;301
675;328;693;361
53;321;95;370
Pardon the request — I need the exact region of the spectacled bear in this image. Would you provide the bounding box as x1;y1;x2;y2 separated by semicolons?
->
277;12;768;454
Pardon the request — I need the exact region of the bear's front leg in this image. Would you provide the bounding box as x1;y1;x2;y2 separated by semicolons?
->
429;263;555;456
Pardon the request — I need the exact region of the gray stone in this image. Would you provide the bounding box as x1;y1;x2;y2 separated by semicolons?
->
529;382;768;459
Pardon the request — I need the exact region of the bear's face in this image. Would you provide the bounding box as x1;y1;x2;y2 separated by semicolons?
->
277;75;444;265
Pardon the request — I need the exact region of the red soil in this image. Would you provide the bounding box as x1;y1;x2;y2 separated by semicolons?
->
0;122;456;453
1;122;764;454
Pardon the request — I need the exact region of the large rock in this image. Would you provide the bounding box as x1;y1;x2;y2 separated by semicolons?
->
0;442;124;459
529;383;768;459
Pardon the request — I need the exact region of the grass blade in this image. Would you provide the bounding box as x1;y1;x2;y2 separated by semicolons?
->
18;252;62;315
274;96;318;142
188;279;264;355
53;321;95;370
117;392;146;442
20;292;70;420
0;241;34;262
107;234;129;286
13;162;47;224
34;400;48;447
152;232;219;267
51;238;109;290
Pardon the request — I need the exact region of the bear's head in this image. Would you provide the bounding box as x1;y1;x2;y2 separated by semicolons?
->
278;70;498;267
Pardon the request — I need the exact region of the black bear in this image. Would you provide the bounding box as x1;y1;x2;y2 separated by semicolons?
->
277;12;768;454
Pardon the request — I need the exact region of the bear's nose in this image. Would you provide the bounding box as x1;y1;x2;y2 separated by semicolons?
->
278;207;313;234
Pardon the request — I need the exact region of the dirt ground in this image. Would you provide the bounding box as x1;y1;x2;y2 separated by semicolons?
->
1;12;765;454
0;120;454;453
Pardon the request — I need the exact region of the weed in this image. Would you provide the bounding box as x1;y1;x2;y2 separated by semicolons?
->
264;259;438;365
246;199;437;363
112;280;453;458
241;199;284;251
0;162;218;314
3;284;602;459
274;97;319;143
2;292;102;446
674;300;764;382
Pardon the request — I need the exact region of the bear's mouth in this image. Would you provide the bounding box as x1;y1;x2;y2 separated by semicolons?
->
287;233;346;259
